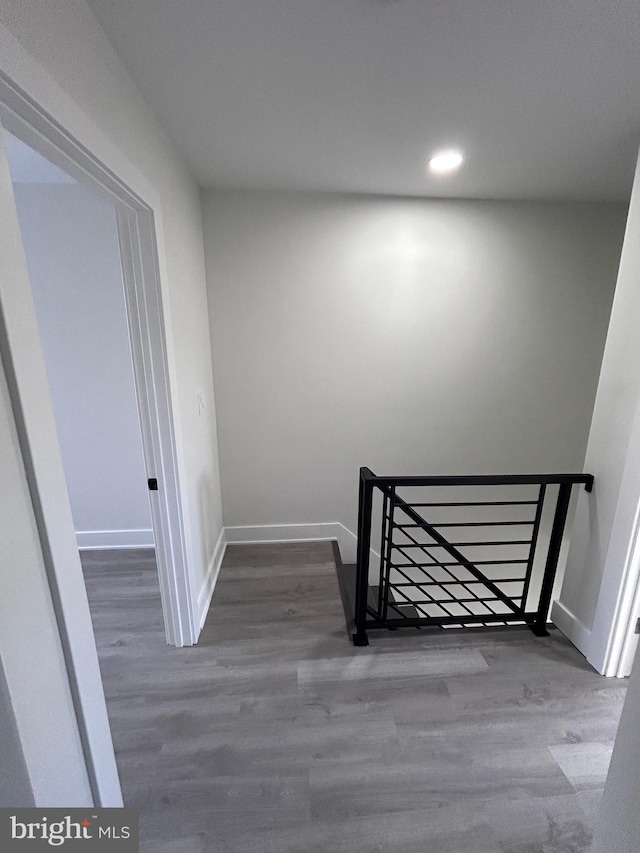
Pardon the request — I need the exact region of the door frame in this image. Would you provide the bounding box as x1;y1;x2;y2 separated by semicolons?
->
0;70;195;803
584;385;640;678
597;494;640;678
0;70;195;646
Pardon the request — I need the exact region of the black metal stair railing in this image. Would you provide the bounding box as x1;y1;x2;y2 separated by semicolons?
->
353;468;593;646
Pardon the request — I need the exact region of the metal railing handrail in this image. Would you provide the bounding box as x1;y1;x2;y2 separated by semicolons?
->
353;466;593;646
359;467;594;491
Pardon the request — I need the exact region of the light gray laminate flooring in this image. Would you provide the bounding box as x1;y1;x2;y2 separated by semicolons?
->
81;542;627;853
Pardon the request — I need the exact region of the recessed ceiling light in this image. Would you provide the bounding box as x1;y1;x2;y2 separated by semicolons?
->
428;149;464;175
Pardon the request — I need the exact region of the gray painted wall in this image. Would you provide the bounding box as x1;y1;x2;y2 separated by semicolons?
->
203;191;626;555
12;181;152;548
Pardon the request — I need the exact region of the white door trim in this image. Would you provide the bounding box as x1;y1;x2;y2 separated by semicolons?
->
115;205;194;645
598;496;640;678
585;387;640;677
0;69;195;805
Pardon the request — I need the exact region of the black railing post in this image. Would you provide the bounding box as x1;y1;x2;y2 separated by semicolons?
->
531;482;572;637
353;467;373;646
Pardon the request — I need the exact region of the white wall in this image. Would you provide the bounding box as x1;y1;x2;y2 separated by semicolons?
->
12;181;153;550
555;152;640;673
203;191;626;560
0;0;224;620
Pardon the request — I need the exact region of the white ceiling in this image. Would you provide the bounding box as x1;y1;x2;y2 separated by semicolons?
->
86;0;640;200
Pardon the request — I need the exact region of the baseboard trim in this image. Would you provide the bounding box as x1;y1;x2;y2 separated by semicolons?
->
224;522;360;563
551;599;592;652
196;528;227;632
77;528;155;550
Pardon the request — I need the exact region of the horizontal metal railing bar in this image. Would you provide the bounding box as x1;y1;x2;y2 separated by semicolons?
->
362;469;594;491
390;559;528;567
364;610;539;629
396;520;535;528
389;579;525;587
406;501;539;507
389;583;519;603
393;539;533;547
389;587;481;619
382;616;526;627
390;604;502;620
390;595;520;605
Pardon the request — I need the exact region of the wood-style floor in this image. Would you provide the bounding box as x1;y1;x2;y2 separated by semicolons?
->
82;542;627;853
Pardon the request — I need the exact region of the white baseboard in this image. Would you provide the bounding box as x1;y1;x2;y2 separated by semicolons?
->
76;528;155;550
224;522;359;563
196;528;227;632
551;599;592;653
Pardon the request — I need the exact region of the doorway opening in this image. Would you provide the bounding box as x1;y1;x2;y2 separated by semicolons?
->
0;71;195;805
6;132;155;556
4;129;169;801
